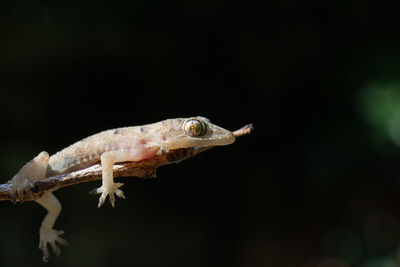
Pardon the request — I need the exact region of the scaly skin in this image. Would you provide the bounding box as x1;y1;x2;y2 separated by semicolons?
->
6;116;239;262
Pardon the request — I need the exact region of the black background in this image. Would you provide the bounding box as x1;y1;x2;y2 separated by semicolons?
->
1;1;400;267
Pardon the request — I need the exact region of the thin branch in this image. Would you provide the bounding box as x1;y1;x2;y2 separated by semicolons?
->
0;124;253;202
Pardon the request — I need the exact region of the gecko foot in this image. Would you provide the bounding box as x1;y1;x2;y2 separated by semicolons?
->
96;182;126;208
39;228;68;262
8;178;33;202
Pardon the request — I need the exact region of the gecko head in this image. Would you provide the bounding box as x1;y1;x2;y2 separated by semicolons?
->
156;116;236;150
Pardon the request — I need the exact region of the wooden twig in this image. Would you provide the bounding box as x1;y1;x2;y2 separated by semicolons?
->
0;124;253;202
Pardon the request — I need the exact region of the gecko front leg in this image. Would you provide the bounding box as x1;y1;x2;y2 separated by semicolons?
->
96;143;160;207
96;151;126;208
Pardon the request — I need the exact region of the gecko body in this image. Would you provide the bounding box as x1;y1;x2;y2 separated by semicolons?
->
7;116;237;261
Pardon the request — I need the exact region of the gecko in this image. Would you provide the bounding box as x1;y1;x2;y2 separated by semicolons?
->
7;116;240;262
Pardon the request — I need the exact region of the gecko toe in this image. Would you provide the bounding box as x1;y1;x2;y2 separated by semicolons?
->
109;193;116;207
98;194;107;208
89;188;99;195
25;186;33;200
41;248;50;262
56;236;69;247
50;241;61;257
115;188;126;199
49;235;68;258
39;238;50;262
10;192;17;203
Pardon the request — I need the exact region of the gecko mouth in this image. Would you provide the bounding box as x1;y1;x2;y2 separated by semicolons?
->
192;132;236;146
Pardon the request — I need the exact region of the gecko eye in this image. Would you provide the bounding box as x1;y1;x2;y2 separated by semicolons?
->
183;119;207;137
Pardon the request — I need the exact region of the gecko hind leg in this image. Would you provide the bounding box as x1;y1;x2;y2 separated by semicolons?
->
9;151;67;261
36;192;68;262
7;151;49;202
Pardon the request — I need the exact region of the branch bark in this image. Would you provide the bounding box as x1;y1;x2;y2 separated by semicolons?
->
0;124;253;202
